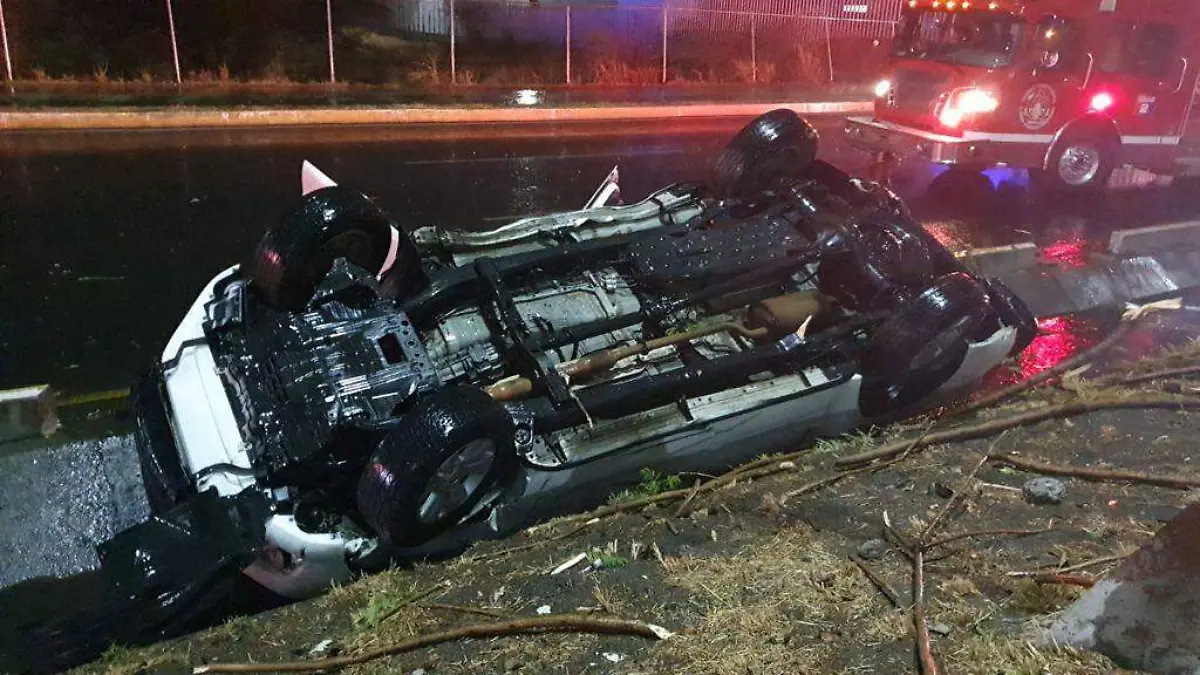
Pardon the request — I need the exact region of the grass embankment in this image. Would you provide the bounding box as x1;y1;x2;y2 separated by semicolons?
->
80;322;1200;675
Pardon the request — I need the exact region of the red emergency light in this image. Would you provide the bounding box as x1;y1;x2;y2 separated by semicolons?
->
1089;91;1115;113
908;0;1003;8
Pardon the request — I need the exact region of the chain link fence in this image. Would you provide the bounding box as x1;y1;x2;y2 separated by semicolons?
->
0;0;897;88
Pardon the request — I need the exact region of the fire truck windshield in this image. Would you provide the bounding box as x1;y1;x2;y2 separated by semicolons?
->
892;10;1026;68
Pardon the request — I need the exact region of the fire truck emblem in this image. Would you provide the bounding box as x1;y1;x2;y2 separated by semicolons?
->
1018;84;1057;131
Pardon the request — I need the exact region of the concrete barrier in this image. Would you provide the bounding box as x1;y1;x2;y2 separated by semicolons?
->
0;386;60;443
1109;220;1200;257
0;100;873;131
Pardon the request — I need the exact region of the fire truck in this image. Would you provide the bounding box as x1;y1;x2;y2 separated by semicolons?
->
844;0;1200;192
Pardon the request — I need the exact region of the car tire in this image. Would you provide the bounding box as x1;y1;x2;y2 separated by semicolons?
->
245;186;420;312
979;277;1038;357
1037;133;1116;193
356;386;518;548
858;272;991;418
713;108;819;200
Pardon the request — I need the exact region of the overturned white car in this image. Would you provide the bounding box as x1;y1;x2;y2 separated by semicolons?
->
112;110;1034;622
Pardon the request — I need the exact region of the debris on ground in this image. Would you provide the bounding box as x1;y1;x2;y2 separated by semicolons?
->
1022;477;1067;505
856;538;888;561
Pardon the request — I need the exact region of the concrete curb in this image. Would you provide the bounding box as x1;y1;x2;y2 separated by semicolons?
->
0;100;873;131
1109;220;1200;257
982;221;1200;318
957;242;1040;278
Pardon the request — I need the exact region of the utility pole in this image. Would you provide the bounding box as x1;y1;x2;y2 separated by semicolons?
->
1;0;15;82
326;0;336;83
165;0;181;84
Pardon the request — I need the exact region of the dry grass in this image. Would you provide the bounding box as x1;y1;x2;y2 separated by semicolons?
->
649;526;904;674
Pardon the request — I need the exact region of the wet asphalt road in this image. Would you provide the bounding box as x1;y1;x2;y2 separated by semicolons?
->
2;115;1200;595
0;435;149;588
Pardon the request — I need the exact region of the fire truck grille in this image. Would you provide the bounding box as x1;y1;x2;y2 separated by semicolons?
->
892;68;949;116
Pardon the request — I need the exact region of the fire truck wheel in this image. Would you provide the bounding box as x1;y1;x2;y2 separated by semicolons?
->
925;167;994;218
1040;134;1116;192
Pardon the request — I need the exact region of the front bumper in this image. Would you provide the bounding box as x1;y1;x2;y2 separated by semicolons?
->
843;116;1044;168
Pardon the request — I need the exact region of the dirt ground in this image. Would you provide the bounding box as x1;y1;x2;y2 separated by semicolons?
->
72;314;1200;675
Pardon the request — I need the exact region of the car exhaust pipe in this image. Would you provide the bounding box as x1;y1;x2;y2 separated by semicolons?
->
486;321;771;402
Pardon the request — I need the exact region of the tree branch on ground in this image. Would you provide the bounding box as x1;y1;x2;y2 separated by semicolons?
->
987;455;1200;490
193;615;674;674
835;396;1200;468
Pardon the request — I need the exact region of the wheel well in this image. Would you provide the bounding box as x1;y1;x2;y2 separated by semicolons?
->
1041;114;1122;171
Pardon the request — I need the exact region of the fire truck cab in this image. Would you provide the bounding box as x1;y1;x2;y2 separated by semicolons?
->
844;0;1200;191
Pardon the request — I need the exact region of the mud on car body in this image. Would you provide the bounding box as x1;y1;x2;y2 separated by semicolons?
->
123;110;1036;612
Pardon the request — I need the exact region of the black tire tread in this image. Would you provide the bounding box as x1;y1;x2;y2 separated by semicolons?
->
356;386;516;548
859;273;991;417
713;109;819;199
245;186;395;311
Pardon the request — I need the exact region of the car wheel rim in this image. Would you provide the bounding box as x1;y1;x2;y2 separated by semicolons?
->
417;438;497;525
1058;144;1101;187
316;230;374;274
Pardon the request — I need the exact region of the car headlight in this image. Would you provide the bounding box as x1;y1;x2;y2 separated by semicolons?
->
938;88;999;128
874;79;892;98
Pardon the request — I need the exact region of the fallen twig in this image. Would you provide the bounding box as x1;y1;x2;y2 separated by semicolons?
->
919;453;989;542
1008;553;1129;578
1030;574;1097;588
912;549;940;675
420;603;510;619
987;455;1200;490
953;298;1182;416
545;451;809;529
924;528;1054;551
673;478;703;518
835;396;1200;468
882;511;916;560
1106;364;1200;387
850;555;904;609
779;453;910;505
467;521;595;562
374;583;448;626
194;615;674;674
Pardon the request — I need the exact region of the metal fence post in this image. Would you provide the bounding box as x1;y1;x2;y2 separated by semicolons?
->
750;14;757;84
165;0;181;84
0;0;13;82
661;6;668;85
565;6;571;85
824;17;833;82
450;0;457;84
325;0;336;83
